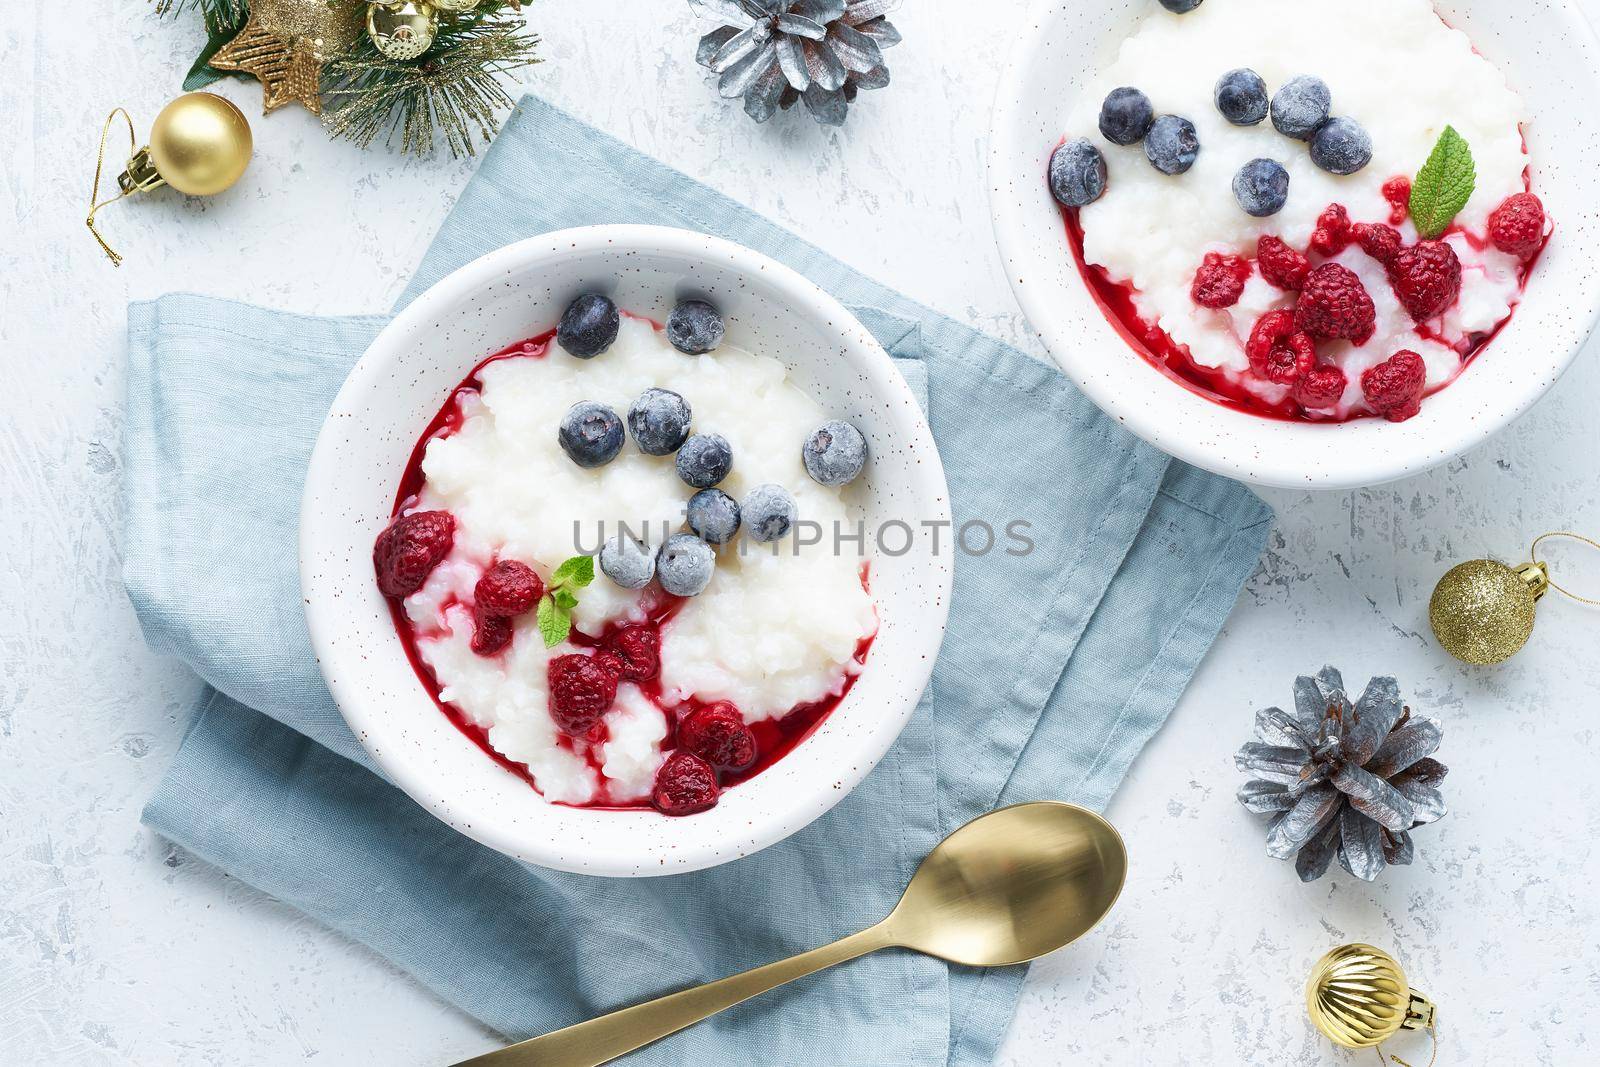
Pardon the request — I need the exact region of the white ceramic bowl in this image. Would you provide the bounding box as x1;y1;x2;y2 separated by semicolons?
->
990;0;1600;489
301;226;951;877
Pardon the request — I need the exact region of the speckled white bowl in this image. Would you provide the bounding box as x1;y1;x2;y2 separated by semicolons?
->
301;226;951;877
990;0;1600;489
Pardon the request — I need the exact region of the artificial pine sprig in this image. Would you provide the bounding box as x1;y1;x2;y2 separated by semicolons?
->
153;0;253;88
323;2;540;159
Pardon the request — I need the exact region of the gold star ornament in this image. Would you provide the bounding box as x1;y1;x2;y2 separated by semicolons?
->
210;0;367;115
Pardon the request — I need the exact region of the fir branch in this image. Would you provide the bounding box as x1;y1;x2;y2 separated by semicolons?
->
323;5;540;159
153;0;250;32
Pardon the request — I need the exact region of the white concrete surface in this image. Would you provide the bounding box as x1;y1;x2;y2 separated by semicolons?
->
3;1;1597;1063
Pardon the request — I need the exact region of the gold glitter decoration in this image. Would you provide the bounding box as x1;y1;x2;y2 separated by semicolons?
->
211;0;367;115
1429;558;1546;665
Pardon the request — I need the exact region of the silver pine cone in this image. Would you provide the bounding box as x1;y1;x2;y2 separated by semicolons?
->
1236;667;1447;883
691;0;903;125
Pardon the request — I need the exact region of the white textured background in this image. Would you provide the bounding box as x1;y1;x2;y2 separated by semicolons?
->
3;1;1599;1063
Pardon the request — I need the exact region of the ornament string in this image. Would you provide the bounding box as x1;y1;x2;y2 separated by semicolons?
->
1375;1017;1439;1067
87;109;137;267
1532;531;1600;606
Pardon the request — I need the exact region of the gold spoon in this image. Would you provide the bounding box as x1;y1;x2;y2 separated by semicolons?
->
452;801;1128;1067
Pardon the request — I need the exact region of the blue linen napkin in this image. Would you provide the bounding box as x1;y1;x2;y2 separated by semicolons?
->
130;94;1272;1066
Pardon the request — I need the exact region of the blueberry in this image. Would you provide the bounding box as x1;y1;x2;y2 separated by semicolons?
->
1098;87;1154;146
1232;159;1290;217
627;388;692;456
741;484;797;543
667;300;725;355
1048;138;1107;208
675;433;733;489
1144;115;1199;175
556;293;620;359
1271;76;1331;141
558;401;624;468
599;533;655;590
686;488;741;545
802;420;867;487
1159;0;1204;10
656;533;715;597
1214;68;1268;126
1310;117;1373;175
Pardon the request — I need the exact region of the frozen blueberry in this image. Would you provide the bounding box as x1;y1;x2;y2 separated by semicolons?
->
556;293;620;359
686;488;741;545
558;401;624;468
667;300;725;355
1310;117;1373;175
1159;0;1204;10
1271;76;1331;141
1232;159;1290;217
742;484;797;543
1048;138;1107;208
1214;68;1268;126
599;533;655;590
1144;115;1199;175
802;420;867;487
627;388;692;456
1098;87;1154;146
675;433;733;489
656;533;715;597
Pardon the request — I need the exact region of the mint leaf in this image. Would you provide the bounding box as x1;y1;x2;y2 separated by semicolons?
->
553;588;579;610
550;555;595;590
1410;126;1476;239
537;597;571;649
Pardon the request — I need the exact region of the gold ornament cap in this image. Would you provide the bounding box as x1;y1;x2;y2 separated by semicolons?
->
1428;557;1546;665
368;1;440;61
1307;943;1436;1049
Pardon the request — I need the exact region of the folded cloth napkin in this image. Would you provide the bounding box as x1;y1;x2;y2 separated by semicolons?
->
130;94;1271;1066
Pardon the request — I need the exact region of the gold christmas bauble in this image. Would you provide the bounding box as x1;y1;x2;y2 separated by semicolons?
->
432;0;481;10
367;1;439;60
137;92;254;197
1429;558;1548;665
1307;943;1436;1050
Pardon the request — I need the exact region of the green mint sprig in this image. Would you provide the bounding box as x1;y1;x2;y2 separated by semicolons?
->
536;555;596;648
1409;126;1476;240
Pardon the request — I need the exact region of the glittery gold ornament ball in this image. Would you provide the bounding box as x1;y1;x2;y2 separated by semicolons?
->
367;1;439;61
1429;558;1544;665
432;0;481;10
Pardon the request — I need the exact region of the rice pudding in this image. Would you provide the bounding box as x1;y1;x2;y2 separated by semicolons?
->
372;298;877;815
1048;0;1549;422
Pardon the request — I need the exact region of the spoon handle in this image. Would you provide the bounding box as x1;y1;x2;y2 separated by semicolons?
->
451;922;896;1067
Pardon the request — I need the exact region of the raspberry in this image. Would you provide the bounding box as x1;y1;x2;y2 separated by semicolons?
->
677;702;757;772
1291;363;1348;410
592;649;628;676
547;654;618;735
651;751;720;816
1353;222;1403;265
1382;177;1412;225
1246;311;1316;385
1309;204;1353;257
601;624;660;683
1295;263;1376;344
1257;236;1310;291
470;608;513;657
1361;350;1428;422
373;511;455;598
474;560;544;617
1487;192;1545;257
1386;241;1462;322
1191;253;1252;309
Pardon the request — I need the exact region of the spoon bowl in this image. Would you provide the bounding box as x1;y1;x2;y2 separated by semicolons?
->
455;803;1127;1067
886;801;1128;967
